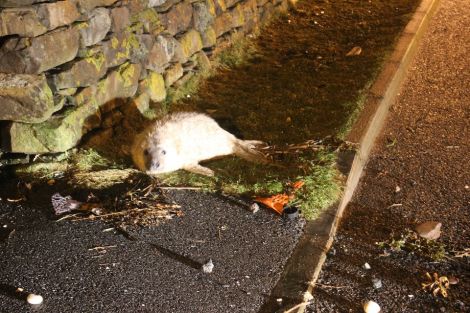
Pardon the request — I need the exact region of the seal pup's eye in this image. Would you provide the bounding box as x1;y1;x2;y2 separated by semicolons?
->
143;149;149;156
161;150;166;155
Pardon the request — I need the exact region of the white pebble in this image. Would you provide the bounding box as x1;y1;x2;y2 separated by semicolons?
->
202;259;214;273
363;300;381;313
363;262;371;270
27;294;43;305
395;186;401;193
250;203;260;213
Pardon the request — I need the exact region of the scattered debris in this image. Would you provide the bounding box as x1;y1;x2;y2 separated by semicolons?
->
6;197;25;203
377;229;446;260
415;221;442;240
363;262;371;270
26;293;43;305
421;272;451;298
372;278;383;289
346;46;362;56
88;245;117;252
254;181;304;215
448;276;459;285
255;193;291;214
363;300;381;313
202;259;214;273
52;182;182;228
453;248;469;258
249;202;260;213
51;193;82;215
283;206;299;219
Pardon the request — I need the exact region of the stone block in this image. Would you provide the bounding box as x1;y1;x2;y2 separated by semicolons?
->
179;29;203;59
77;7;111;47
0;0;42;7
139;71;166;102
6;63;141;153
0;28;80;74
0;1;79;37
213;11;233;37
164;63;183;86
192;0;215;32
160;0;193;35
195;51;211;73
213;0;226;14
126;0;150;15
131;8;163;35
0;7;47;37
53;52;107;89
144;35;175;72
75;0;117;14
133;92;150;113
0;73;55;123
102;31;141;68
148;0;168;7
201;26;217;48
111;6;130;32
225;0;241;8
74;62;142;107
37;0;80;30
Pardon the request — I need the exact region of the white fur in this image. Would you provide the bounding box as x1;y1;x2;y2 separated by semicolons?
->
131;112;263;176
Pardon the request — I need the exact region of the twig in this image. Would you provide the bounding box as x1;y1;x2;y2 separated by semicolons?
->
55;213;81;222
70;204;180;221
88;245;117;251
283;301;312;313
157;186;202;190
315;283;348;289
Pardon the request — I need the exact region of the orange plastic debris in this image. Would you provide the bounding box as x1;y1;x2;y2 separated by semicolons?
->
254;194;293;215
292;181;305;190
254;181;305;215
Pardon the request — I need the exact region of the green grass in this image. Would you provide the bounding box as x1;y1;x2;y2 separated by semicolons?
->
155;149;342;220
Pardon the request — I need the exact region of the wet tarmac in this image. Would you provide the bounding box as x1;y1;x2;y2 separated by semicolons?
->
0;189;304;313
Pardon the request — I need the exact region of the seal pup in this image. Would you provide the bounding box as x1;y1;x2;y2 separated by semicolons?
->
131;112;267;176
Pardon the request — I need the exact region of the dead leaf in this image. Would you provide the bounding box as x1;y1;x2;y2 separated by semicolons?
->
415;221;442;240
346;46;362;56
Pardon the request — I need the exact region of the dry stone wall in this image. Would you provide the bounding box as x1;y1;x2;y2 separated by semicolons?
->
0;0;289;154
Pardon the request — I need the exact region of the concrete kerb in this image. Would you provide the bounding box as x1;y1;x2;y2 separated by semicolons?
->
270;0;442;312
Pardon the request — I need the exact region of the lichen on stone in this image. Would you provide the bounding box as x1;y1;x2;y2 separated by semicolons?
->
84;52;106;71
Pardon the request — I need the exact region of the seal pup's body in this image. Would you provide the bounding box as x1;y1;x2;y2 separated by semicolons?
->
131;112;267;176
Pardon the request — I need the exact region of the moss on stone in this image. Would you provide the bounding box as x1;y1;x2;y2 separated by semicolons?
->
131;8;164;34
180;30;204;58
118;62;137;88
144;71;166;102
111;36;119;49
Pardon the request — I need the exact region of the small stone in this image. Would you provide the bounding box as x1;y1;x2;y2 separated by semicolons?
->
415;221;442;240
202;259;214;273
26;293;43;305
363;300;381;313
395;186;401;193
363;262;371;270
276;298;283;304
346;46;362;56
448;276;459;285
250;203;260;213
372;278;382;289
